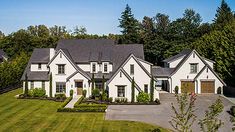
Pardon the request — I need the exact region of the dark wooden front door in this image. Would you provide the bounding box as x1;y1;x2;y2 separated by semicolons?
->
75;81;83;95
181;81;195;93
201;81;215;93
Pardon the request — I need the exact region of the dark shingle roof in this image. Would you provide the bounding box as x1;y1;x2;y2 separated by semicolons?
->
27;71;49;81
30;48;50;63
163;49;192;63
21;48;50;80
0;49;8;59
56;39;144;72
152;67;175;77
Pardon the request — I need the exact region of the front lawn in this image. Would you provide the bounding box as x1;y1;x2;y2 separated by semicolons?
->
0;88;169;132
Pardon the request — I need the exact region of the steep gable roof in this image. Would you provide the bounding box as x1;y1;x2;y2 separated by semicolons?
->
163;49;192;63
55;39;144;72
152;67;175;77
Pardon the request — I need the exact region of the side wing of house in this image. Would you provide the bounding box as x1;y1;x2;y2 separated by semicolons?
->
170;50;225;94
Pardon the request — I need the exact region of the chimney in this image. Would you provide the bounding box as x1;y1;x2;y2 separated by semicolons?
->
49;48;55;60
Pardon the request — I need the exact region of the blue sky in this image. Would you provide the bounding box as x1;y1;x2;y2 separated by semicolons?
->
0;0;235;35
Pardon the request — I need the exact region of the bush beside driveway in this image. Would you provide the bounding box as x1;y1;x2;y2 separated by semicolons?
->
105;94;234;131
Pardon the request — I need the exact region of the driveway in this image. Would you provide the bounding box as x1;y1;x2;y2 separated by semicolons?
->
105;94;234;131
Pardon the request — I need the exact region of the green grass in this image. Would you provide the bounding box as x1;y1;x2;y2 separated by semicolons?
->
0;88;170;132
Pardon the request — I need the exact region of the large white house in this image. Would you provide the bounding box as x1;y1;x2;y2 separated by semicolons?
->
21;39;226;101
21;39;158;102
152;49;226;94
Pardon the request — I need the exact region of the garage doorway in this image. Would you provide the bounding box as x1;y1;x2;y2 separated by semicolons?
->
181;81;195;93
201;81;215;93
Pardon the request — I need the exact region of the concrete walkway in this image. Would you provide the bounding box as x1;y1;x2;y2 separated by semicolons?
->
65;95;82;108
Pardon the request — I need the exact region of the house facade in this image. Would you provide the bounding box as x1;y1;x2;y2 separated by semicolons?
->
21;39;159;102
0;49;8;63
152;49;226;94
21;39;225;101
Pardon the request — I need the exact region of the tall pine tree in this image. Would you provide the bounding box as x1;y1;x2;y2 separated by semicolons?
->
214;0;234;29
119;4;140;44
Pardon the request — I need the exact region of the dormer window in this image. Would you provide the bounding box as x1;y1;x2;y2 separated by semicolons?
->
38;63;41;69
92;63;96;73
104;63;108;72
190;63;198;73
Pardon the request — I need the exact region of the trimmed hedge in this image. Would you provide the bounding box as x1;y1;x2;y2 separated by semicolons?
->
74;96;84;108
57;107;107;112
59;97;72;109
76;103;107;108
18;94;66;102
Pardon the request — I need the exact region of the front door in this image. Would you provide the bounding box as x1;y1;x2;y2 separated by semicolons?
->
75;81;83;95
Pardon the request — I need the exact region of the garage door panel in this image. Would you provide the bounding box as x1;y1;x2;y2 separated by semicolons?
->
181;81;195;93
201;81;214;93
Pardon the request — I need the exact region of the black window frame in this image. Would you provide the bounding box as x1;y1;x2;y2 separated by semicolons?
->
58;64;65;74
130;64;134;75
38;63;41;69
104;63;108;72
144;84;148;93
117;86;125;97
190;63;198;73
30;81;34;89
56;82;66;93
92;63;96;73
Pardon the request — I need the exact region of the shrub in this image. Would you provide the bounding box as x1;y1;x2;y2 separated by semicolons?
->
92;88;100;98
70;89;73;97
175;86;179;94
28;88;46;97
136;92;150;103
74;96;84;108
231;106;235;116
82;89;87;97
114;97;128;103
108;97;113;102
154;98;161;105
55;93;66;100
101;92;107;101
217;87;222;94
115;98;120;103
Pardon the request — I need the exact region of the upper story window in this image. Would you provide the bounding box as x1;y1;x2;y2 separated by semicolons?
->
58;64;65;74
104;63;108;72
38;63;41;70
190;63;198;73
92;63;96;73
130;64;134;75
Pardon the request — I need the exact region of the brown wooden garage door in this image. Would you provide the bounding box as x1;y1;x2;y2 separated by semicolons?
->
201;81;215;93
181;81;195;93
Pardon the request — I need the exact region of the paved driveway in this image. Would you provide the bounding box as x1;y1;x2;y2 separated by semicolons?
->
105;94;234;131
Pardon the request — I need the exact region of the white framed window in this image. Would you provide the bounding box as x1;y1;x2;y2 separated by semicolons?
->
130;64;134;75
58;64;65;74
30;81;34;89
117;86;125;97
56;82;66;93
190;63;198;73
92;63;96;73
42;81;45;90
104;63;108;72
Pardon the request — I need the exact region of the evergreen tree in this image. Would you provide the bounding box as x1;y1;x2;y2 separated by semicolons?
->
49;73;52;97
102;75;105;92
119;4;140;44
214;0;234;29
91;73;95;90
24;73;28;96
150;76;154;102
131;77;135;103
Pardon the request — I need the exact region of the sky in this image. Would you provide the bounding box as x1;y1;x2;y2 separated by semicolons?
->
0;0;235;35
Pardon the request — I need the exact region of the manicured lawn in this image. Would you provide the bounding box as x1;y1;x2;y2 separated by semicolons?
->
0;88;170;132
